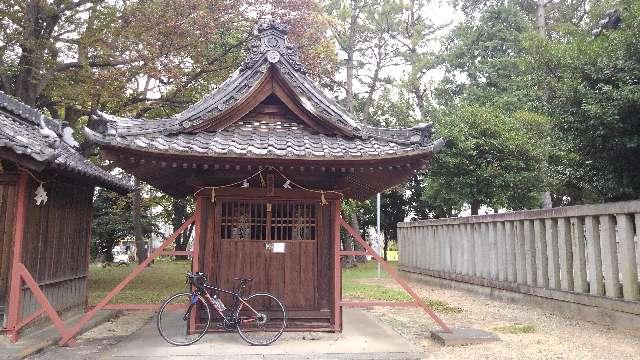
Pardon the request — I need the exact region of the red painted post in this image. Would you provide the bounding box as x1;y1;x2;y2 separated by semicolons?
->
339;217;452;333
5;171;29;342
332;199;342;331
189;196;202;334
58;216;195;345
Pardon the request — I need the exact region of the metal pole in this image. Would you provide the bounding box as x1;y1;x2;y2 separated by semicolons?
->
376;192;381;278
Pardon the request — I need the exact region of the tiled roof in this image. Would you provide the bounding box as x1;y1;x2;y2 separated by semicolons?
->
0;91;133;192
86;120;444;161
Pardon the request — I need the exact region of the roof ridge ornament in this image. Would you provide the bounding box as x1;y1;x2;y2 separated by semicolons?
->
240;19;306;74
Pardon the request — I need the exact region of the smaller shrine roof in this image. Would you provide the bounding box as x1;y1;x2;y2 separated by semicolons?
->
0;91;133;192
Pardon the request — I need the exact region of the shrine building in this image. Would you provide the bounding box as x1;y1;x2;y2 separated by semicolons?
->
0;91;132;337
85;21;443;331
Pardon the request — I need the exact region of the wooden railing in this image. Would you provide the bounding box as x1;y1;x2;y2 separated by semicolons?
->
397;200;640;313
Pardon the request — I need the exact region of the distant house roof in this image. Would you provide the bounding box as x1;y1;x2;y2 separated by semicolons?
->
0;91;133;192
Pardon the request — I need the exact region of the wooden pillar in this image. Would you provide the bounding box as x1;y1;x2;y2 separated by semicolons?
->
584;216;604;296
570;217;588;293
189;196;203;333
6;171;29;341
332;200;342;331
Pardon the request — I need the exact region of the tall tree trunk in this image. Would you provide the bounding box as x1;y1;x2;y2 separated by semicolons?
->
471;199;481;216
172;198;190;260
350;213;366;264
536;0;547;36
132;179;147;264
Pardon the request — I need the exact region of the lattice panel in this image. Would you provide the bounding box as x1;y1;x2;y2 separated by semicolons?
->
220;200;267;240
219;200;317;241
271;201;317;241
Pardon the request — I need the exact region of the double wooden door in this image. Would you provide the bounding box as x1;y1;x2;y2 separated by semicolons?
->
213;199;318;311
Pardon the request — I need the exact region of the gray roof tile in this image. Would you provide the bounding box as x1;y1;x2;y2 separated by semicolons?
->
0;91;133;192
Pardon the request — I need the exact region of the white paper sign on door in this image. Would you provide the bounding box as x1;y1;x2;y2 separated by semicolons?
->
272;242;285;253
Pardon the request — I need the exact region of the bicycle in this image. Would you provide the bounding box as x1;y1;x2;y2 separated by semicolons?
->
157;271;287;346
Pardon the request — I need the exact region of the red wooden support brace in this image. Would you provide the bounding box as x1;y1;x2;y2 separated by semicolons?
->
16;264;77;346
58;215;196;346
339;217;452;333
5;171;29;342
332;200;342;331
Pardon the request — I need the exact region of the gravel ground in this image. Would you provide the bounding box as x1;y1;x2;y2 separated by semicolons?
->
27;278;640;360
361;277;640;360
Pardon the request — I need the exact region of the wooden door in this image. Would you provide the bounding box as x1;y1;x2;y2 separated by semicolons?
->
215;198;317;311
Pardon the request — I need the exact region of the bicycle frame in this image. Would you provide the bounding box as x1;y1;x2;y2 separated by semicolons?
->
191;282;260;325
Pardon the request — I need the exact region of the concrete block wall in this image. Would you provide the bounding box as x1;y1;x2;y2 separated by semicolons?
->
397;200;640;318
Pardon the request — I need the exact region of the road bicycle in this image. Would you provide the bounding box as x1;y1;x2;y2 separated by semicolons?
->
157;271;286;346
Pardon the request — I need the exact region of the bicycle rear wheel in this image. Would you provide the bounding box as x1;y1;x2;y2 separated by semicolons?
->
157;292;211;346
236;293;286;345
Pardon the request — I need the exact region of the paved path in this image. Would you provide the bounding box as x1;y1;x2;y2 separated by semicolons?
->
26;309;425;360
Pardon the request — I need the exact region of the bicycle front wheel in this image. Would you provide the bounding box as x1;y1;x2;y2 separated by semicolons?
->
236;293;286;345
157;292;211;346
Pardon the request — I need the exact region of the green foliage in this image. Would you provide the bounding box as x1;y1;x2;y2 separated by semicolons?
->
425;106;549;213
524;1;640;201
91;187;159;262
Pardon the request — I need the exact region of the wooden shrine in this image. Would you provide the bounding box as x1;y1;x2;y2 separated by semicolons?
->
85;20;443;331
0;91;132;339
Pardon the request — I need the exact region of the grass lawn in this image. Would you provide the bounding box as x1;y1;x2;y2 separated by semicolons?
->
88;259;461;314
342;261;462;314
88;259;190;305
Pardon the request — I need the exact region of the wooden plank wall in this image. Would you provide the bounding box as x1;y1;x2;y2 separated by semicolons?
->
17;178;94;320
0;173;18;317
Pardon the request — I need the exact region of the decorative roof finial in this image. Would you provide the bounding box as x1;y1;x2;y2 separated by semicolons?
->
257;19;289;35
239;19;306;74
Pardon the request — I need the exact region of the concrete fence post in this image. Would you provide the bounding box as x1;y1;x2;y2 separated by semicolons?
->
534;219;548;288
497;221;507;281
524;220;537;286
489;222;498;280
515;221;527;284
616;214;639;301
467;223;476;276
599;215;621;298
584;216;604;296
474;223;481;277
570;217;588;293
557;217;575;291
505;221;517;282
545;218;561;289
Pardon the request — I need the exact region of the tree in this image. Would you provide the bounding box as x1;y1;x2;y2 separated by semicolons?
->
426;106;549;215
525;1;640;201
92;187;158;263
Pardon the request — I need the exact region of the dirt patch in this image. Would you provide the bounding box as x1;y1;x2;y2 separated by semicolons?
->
78;310;155;340
363;277;640;360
